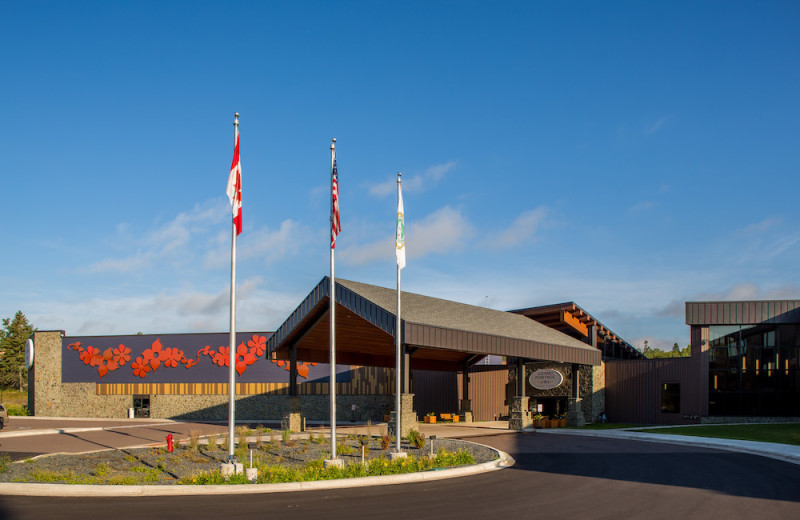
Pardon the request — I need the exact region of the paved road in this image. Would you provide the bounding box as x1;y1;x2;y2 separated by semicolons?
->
1;431;798;519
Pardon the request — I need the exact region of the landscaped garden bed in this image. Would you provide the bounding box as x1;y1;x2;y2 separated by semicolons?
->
0;427;498;485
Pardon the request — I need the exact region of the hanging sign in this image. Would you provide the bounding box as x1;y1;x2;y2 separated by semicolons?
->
529;369;564;390
25;338;34;370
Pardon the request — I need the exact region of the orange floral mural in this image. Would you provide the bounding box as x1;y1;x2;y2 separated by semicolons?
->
67;334;272;379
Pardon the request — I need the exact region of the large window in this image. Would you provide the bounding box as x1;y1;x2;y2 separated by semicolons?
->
708;324;800;416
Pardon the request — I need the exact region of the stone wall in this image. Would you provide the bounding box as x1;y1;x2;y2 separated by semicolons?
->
508;360;602;423
30;331;64;416
590;362;606;422
160;393;394;422
29;330;396;422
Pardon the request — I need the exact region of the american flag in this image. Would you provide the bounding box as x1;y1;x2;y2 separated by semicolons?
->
226;123;242;236
331;157;341;248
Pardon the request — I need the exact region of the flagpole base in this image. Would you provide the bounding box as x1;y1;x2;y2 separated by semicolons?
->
390;451;407;460
324;458;344;469
220;462;243;477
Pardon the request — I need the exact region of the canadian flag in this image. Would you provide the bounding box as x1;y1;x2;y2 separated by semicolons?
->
226;124;242;235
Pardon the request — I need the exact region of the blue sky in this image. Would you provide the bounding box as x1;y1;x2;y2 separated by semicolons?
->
2;1;799;351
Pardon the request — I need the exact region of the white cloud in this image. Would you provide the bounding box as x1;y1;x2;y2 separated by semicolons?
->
738;217;782;235
368;161;457;197
629;201;656;214
204;219;310;269
30;276;303;335
339;206;473;266
486;207;547;249
645;116;668;135
84;199;226;275
408;206;473;258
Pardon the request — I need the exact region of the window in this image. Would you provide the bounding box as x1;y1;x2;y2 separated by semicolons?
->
661;383;680;413
133;395;150;418
707;323;800;416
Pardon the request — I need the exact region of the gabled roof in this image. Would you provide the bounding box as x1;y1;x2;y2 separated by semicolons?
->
266;277;600;371
510;301;643;360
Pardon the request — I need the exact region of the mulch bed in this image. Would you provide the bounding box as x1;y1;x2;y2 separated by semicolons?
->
0;433;497;485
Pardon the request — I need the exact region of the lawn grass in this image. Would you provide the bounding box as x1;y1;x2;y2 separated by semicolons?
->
0;388;27;407
633;423;800;446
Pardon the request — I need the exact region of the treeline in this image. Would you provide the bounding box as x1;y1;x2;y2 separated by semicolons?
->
0;310;34;390
642;340;690;359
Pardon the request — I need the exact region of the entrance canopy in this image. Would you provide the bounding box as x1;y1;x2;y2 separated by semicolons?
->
266;277;600;371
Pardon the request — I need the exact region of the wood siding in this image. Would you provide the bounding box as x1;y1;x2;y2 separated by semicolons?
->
97;366;395;396
458;366;509;421
605;358;702;425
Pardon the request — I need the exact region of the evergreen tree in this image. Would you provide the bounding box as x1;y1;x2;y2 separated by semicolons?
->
0;310;35;390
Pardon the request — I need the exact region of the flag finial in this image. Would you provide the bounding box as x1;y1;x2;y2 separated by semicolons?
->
331;137;336;150
233;112;239;127
397;171;402;183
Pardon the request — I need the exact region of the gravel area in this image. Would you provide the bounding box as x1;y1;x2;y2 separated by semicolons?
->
0;432;498;485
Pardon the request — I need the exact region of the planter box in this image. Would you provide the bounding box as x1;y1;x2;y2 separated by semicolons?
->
557;419;566;428
424;416;436;423
452;415;460;423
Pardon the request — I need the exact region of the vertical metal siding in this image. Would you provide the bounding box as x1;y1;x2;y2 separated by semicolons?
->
605;358;699;425
412;370;458;416
459;367;508;421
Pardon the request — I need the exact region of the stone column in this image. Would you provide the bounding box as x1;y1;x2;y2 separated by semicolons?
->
509;396;531;430
566;363;585;427
281;395;303;432
281;343;303;432
459;364;473;422
389;393;417;438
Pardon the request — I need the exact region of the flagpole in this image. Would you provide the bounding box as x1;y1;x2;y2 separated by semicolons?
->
395;172;402;454
227;112;239;463
329;138;338;463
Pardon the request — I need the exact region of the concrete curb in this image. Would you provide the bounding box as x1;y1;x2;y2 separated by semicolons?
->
0;447;514;497
0;422;180;439
537;428;800;466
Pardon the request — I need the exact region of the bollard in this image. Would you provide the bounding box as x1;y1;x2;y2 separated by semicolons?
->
166;433;174;452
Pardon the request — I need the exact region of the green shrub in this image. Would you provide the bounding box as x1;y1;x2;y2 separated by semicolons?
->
406;429;425;449
434;448;475;467
337;441;355;455
6;404;30;416
186;430;201;452
0;454;10;473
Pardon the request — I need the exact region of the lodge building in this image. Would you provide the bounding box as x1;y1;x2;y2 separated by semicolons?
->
27;278;800;428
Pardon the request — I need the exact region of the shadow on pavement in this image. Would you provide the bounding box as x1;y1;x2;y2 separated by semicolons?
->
476;432;800;503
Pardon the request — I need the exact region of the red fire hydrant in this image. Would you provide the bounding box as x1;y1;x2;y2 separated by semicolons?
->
166;434;174;452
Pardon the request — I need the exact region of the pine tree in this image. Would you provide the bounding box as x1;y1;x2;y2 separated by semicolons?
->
0;310;35;390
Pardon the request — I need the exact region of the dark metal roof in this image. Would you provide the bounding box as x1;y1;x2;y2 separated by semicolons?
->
685;300;800;325
509;301;644;360
266;277;601;371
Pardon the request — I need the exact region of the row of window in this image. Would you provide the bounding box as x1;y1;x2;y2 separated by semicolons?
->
709;345;799;371
709;324;800;348
708;324;800;416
